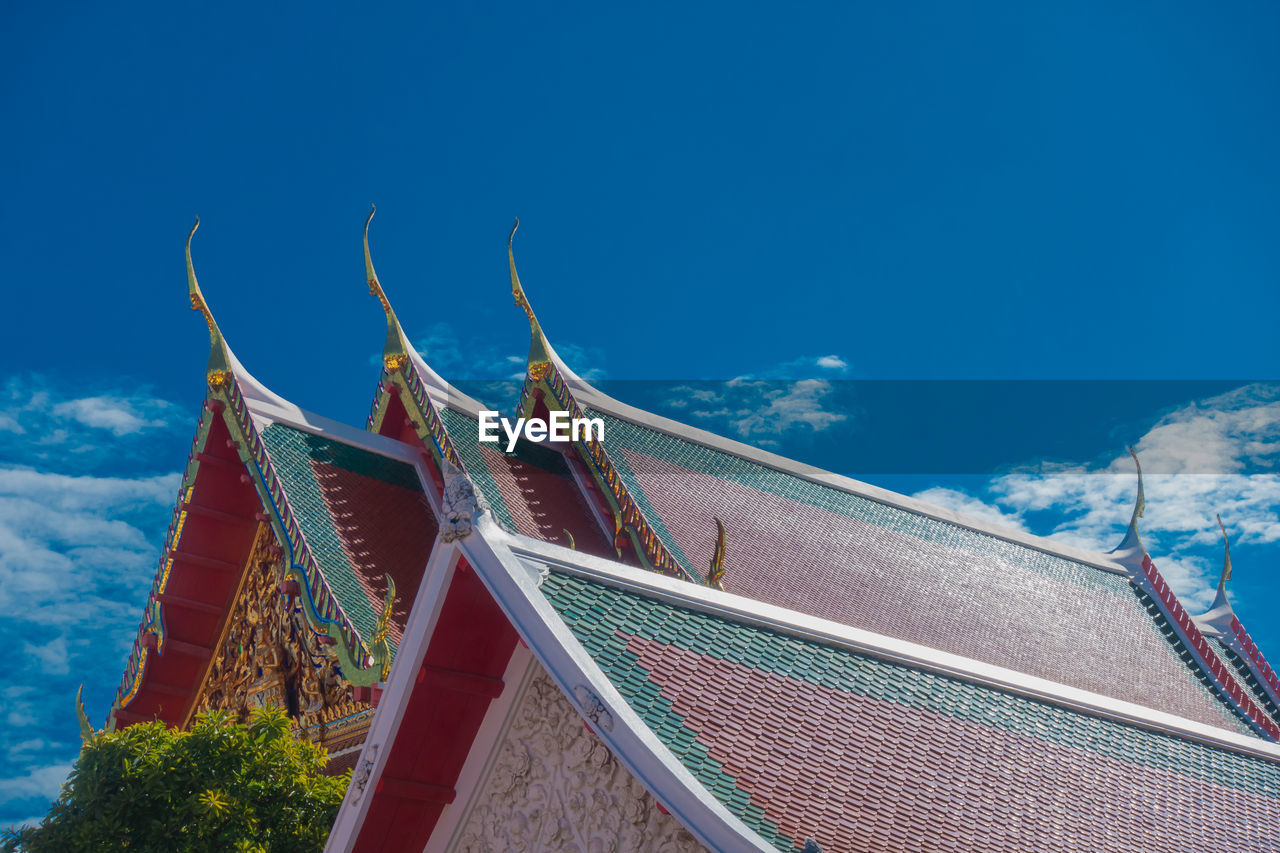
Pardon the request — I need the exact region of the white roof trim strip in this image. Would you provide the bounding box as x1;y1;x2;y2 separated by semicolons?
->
563;375;1130;577
461;515;777;852
247;398;426;467
502;530;1280;764
324;540;460;853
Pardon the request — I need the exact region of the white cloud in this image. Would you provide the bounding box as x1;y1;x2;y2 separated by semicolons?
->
0;412;24;434
664;375;850;442
0;377;185;465
0;375;188;827
912;384;1280;612
50;397;167;436
912;486;1031;533
21;638;70;678
730;379;847;437
0;762;73;802
816;355;848;371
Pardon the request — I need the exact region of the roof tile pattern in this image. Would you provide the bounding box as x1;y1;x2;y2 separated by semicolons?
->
442;408;612;557
594;413;1251;734
259;423;436;646
540;570;1280;852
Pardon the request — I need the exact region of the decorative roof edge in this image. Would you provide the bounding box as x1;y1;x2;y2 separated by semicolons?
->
517;360;697;582
553;370;1135;578
115;225;402;715
507;224;697;582
1108;458;1280;738
495;525;1280;762
209;378;375;668
112;405;211;715
1194;519;1280;720
1128;552;1279;739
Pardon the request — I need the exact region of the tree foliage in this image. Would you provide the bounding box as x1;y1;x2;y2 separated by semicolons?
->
3;706;349;853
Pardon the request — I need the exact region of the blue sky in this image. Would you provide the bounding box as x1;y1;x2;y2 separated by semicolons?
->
3;0;1279;830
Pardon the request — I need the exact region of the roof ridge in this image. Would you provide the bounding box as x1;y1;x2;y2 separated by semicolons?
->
567;374;1130;576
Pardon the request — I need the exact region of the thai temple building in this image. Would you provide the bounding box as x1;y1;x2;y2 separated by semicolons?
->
106;210;1280;852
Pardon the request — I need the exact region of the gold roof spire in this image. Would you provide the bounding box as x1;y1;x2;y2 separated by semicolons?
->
1216;514;1234;593
186;218;232;377
508;218;554;375
364;205;411;370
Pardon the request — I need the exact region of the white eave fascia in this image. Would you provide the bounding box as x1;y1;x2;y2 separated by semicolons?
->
500;529;1280;765
323;538;460;853
560;374;1132;577
246;398;424;467
244;397;445;519
459;515;778;852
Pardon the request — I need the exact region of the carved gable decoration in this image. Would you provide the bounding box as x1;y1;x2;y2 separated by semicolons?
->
192;524;373;758
451;668;706;853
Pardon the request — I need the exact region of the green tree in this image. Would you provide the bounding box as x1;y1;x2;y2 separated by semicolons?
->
3;707;349;853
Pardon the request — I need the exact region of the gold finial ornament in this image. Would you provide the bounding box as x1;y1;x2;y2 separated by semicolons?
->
707;517;726;590
364;205;411;368
371;575;397;682
186;218;232;376
507;218;554;373
1217;514;1234;591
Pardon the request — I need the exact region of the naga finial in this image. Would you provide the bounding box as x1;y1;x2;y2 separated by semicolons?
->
707;517;726;590
508;218;553;373
76;684;94;742
186;218;231;376
1128;445;1145;523
364;205;410;369
1110;446;1146;559
371;575;397;682
1216;514;1233;592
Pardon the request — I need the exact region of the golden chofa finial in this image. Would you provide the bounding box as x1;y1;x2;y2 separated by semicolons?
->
507;218;553;375
363;205;410;371
1216;514;1234;592
186;218;231;377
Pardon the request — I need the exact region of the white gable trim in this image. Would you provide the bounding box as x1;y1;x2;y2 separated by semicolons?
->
323;541;460;853
459;515;777;852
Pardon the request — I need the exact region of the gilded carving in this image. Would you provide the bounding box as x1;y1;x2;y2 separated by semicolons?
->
192;525;371;756
453;669;706;853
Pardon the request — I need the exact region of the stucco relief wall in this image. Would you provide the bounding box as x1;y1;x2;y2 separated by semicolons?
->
451;668;707;853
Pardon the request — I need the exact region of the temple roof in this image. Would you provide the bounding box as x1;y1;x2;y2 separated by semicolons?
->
121;214;1280;848
112;223;443;724
351;515;1280;852
532;547;1280;852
